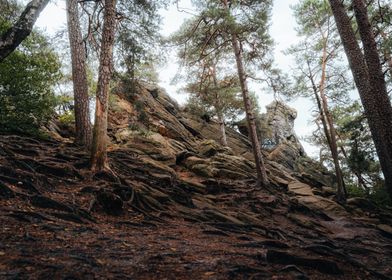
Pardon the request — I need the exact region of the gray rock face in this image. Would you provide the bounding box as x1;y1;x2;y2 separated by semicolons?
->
261;101;298;147
237;101;303;152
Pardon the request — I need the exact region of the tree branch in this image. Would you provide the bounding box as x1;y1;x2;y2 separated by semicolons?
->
0;0;50;62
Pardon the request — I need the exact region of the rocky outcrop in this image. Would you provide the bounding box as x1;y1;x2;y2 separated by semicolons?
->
262;101;299;146
108;84;338;193
1;83;391;279
237;100;304;152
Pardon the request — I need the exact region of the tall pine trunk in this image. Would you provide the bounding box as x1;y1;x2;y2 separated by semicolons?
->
90;0;117;171
230;32;269;186
329;0;392;199
222;0;268;186
66;0;92;148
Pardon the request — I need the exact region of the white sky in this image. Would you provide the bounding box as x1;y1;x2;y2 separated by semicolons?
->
35;0;318;157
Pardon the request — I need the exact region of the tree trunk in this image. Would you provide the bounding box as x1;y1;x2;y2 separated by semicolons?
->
329;0;392;199
0;0;49;62
230;33;269;186
90;0;117;171
66;0;92;148
308;60;346;201
221;0;268;186
319;40;347;202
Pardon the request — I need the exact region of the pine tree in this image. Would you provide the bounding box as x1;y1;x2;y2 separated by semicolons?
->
115;0;165;90
173;0;273;186
184;58;244;146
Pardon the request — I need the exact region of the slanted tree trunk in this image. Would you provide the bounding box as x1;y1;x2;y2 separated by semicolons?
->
66;0;92;148
328;0;392;200
0;0;49;62
319;40;347;202
306;43;346;202
231;33;268;186
90;0;117;171
308;61;346;202
221;0;268;186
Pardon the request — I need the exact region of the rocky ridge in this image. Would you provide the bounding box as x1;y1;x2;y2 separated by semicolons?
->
0;83;391;279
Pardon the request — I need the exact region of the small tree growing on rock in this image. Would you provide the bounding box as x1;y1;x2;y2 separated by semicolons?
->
181;56;243;146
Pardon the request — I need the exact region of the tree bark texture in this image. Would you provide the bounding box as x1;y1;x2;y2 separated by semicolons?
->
0;0;49;62
90;0;117;171
66;0;92;148
329;0;392;199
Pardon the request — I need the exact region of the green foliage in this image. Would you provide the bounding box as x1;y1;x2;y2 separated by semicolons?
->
333;102;383;185
172;0;275;127
183;61;245;124
0;0;19;23
345;183;368;198
172;0;274;72
134;99;149;123
58;111;75;125
115;0;166;85
185;95;214;118
127;123;152;137
368;185;392;207
0;28;62;135
288;0;352;102
346;183;392;207
108;94;121;112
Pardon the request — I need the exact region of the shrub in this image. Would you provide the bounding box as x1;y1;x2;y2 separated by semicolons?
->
0;31;61;135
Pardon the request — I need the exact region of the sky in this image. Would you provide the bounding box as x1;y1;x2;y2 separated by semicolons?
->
35;0;319;157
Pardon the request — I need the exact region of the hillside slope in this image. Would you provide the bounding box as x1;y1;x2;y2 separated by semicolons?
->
1;83;392;279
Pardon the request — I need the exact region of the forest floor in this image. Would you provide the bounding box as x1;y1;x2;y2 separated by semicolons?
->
1;134;392;280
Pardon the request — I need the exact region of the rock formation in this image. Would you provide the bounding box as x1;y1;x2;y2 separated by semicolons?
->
237;100;304;152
